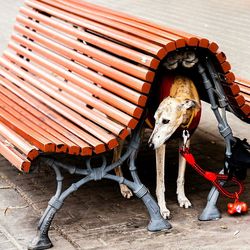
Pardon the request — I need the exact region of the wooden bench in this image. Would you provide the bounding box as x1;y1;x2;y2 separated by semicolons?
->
0;0;249;249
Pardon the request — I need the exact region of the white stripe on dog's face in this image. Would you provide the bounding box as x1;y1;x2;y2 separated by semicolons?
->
149;97;195;149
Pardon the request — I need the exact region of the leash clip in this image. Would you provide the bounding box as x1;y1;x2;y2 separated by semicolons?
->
182;130;190;150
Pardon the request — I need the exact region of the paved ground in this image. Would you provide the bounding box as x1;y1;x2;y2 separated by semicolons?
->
0;1;250;250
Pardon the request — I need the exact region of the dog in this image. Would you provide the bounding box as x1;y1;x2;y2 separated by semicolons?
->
148;75;201;218
113;52;201;219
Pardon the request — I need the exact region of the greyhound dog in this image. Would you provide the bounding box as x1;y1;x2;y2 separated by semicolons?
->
148;75;201;218
113;51;201;219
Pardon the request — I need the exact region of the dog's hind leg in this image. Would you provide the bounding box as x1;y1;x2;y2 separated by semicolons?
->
113;141;133;199
156;144;170;219
177;139;192;208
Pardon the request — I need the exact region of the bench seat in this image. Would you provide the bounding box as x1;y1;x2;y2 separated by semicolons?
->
0;0;249;172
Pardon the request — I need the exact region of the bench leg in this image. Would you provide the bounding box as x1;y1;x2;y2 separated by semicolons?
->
198;186;221;221
197;61;234;221
105;129;171;232
129;145;172;231
28;162;92;250
29;121;171;249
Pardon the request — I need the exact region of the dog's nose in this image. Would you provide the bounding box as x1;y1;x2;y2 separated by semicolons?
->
149;143;154;149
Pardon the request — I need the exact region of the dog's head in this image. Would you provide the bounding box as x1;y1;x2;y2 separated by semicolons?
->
148;96;199;149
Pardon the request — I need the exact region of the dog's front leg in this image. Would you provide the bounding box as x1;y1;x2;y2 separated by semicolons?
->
177;139;192;208
156;144;170;219
113;141;133;199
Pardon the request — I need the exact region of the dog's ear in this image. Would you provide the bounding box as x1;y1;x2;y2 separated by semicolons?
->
180;99;200;110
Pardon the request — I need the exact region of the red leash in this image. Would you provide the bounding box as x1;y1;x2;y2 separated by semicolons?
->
179;147;244;199
180;130;247;215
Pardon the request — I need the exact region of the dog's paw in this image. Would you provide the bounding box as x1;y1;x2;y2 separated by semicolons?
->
178;195;192;208
120;184;133;199
160;207;171;219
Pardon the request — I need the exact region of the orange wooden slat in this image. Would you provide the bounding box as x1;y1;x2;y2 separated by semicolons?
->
224;72;235;84
216;51;227;64
235;77;250;88
241;93;250;102
220;61;231;73
208;42;219;54
0;135;31;172
222;83;240;96
240;104;250;116
227;94;246;107
0;122;39;160
198;38;209;48
237;84;250;95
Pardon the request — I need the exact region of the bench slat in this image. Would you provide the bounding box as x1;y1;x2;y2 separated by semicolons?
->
234;77;250;117
0;135;31;172
227;95;246;107
18;8;157;80
222;83;240;96
235;82;250;95
0;122;39;160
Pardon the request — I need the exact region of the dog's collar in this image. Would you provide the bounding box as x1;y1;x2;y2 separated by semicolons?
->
181;109;195;129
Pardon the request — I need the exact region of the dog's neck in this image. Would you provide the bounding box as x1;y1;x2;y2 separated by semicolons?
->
170;76;201;129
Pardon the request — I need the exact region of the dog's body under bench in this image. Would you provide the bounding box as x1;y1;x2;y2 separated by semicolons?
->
0;0;250;249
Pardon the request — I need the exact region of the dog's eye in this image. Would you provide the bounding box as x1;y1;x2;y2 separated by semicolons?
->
162;119;170;124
